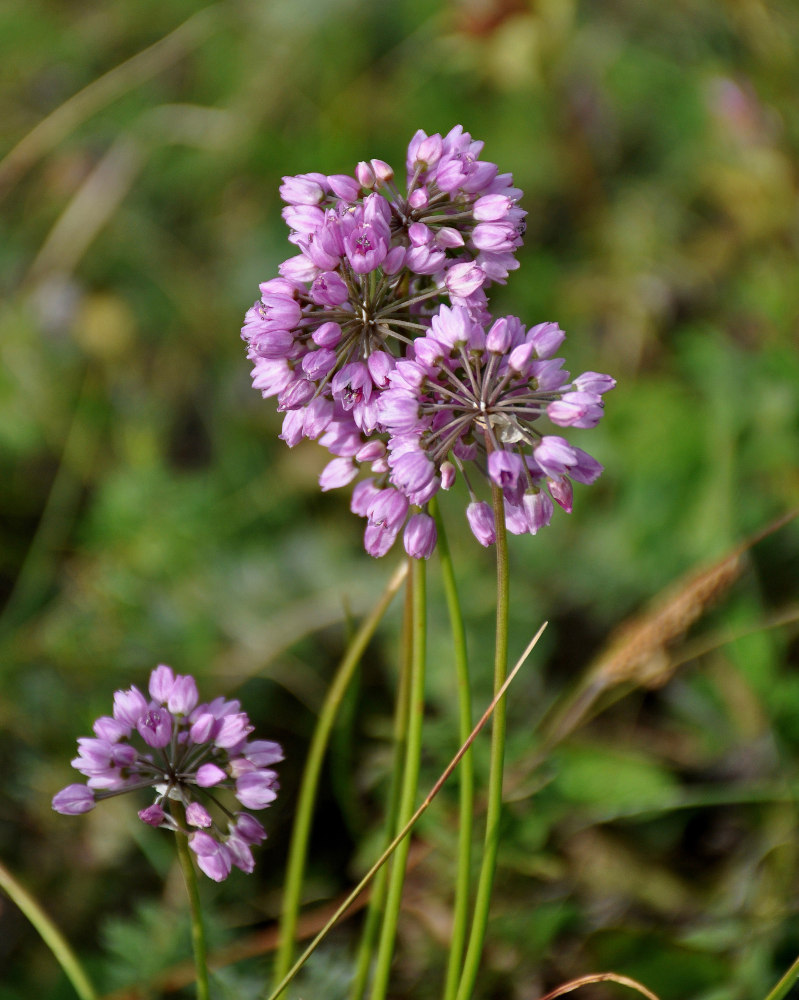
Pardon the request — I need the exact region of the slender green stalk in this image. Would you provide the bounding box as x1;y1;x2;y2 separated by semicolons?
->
264;625;546;1000
455;483;510;1000
173;818;210;1000
0;860;98;1000
350;579;415;1000
763;954;799;1000
430;497;474;1000
273;560;408;989
368;555;427;1000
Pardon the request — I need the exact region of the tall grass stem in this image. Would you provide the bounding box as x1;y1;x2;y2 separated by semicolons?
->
273;560;408;989
263;623;545;1000
349;578;415;1000
763;955;799;1000
0;860;98;1000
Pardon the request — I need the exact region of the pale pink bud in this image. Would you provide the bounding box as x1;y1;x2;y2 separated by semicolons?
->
197;763;227;787
548;478;573;512
312;321;342;347
440;461;456;490
466;502;495;546
403;513;437;559
52;784;95;815
186;802;213;828
382;245;406;274
327;173;361;200
190;832;232;882
445;261;485;297
370;158;394;183
319;457;359;492
356;160;375;188
149;664;175;703
236;771;279;809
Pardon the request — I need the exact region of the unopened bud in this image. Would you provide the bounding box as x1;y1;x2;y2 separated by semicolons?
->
370;158;394;184
356;160;376;188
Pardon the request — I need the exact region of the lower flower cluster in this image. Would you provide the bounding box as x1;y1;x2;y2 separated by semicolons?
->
52;665;283;881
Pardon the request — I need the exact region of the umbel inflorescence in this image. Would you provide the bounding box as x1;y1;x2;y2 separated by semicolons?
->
52;665;283;881
242;125;615;557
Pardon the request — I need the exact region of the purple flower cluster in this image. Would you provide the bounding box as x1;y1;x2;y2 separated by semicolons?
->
52;665;283;882
242;125;614;557
360;307;614;554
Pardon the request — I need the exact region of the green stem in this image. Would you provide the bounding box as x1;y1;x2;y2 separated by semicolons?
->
273;560;408;990
763;955;799;1000
368;555;427;1000
263;624;546;1000
455;483;510;1000
0;860;98;1000
350;580;415;1000
173;818;210;1000
430;498;474;1000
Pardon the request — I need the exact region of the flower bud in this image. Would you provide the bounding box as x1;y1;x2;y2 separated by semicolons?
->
52;784;95;815
138;803;166;827
356;160;376;188
370;158;394;183
466;502;495;547
403;513;437;559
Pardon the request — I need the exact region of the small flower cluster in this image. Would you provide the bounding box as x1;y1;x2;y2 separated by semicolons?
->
52;665;283;882
242;125;614;557
355;307;614;555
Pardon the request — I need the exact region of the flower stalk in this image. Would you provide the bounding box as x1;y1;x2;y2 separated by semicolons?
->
368;555;427;1000
455;482;510;1000
431;496;475;1000
172;803;211;1000
349;572;416;1000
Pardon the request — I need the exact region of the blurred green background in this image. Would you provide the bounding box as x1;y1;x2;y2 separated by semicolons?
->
2;0;799;997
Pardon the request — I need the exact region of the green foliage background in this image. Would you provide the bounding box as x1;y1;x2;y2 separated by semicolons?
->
1;1;798;998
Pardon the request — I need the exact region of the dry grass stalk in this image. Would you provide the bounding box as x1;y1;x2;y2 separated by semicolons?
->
542;510;797;748
537;971;662;1000
594;510;797;691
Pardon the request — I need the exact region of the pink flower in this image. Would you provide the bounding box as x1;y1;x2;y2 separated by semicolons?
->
52;665;283;882
403;513;437;559
379;312;613;545
137;708;172;748
52;784;95;815
236;771;280;810
466;502;496;546
190;832;233;882
239;125;612;555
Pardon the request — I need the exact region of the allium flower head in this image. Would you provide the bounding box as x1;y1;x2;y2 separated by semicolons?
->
52;664;283;881
241;124;615;558
374;307;614;548
241;125;525;464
